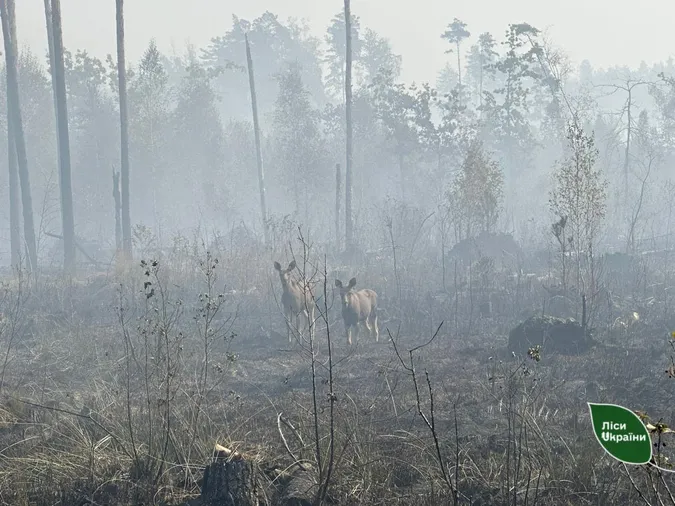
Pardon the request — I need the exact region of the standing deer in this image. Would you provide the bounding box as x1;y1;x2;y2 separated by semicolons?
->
335;277;379;345
274;260;314;342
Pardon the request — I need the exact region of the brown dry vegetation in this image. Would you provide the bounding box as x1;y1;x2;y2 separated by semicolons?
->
0;227;673;505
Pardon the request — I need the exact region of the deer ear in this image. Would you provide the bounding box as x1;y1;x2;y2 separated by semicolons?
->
335;279;342;288
288;260;296;271
274;261;281;271
348;278;356;288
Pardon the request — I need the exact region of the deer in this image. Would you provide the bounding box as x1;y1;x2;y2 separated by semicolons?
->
335;277;379;345
274;260;315;342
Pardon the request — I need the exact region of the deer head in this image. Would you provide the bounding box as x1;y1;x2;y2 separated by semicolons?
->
274;260;298;285
335;277;357;305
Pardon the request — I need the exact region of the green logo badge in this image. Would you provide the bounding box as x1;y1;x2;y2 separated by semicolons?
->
588;402;652;465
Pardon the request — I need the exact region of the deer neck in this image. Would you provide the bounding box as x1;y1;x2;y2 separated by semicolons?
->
281;276;297;292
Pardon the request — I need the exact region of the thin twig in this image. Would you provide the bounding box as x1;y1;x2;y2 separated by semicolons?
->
277;413;308;472
15;397;134;461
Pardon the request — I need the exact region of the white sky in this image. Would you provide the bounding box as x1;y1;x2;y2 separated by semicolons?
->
15;0;675;85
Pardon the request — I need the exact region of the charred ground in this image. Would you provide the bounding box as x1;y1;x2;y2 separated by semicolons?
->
0;232;672;505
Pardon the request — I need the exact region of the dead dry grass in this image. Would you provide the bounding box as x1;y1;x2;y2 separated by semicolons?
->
0;237;672;505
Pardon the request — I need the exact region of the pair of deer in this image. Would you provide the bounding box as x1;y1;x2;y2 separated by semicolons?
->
274;260;379;345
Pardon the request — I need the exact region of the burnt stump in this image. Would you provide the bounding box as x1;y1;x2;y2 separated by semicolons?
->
508;315;594;356
201;458;263;506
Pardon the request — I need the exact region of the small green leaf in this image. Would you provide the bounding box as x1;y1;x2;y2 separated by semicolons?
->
588;402;652;465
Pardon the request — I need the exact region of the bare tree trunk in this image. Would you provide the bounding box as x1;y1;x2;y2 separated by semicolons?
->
478;52;484;113
456;41;462;107
581;293;587;336
7;113;20;267
623;88;632;202
398;150;405;200
335;163;342;252
1;0;38;272
113;169;122;252
440;210;447;292
49;0;76;275
43;0;60;162
244;33;268;245
116;0;132;258
6;0;19;267
344;0;354;253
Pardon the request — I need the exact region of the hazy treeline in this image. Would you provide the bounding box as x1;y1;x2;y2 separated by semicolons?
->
1;10;675;506
1;11;675;264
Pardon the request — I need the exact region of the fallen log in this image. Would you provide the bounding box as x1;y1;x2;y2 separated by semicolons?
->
44;231;103;265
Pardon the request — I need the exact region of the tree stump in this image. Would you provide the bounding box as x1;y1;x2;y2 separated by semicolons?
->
200;452;263;506
508;315;594;356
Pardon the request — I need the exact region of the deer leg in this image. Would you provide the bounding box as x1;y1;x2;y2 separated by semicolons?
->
364;319;372;339
286;310;291;343
370;311;379;342
290;311;294;343
347;325;352;345
303;310;310;338
307;307;314;338
353;322;360;343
